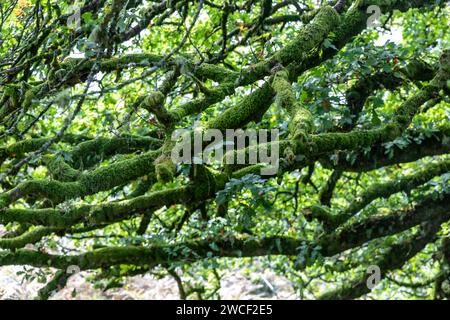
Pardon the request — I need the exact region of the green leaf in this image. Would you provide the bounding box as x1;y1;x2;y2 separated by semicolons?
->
323;38;337;51
82;12;93;24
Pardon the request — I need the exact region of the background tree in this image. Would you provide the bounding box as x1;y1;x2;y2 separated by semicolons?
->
0;0;449;300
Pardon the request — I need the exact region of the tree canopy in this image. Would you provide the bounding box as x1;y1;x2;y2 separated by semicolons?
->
0;0;450;300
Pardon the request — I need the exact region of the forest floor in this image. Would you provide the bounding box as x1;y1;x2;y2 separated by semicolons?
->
0;266;299;300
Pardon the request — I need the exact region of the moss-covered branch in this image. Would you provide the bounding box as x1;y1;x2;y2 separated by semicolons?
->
272;68;314;137
319;221;441;300
36;270;71;300
0;226;60;250
0;134;161;170
342;158;450;220
319;170;343;206
343;59;436;131
321;125;450;172
0;186;191;228
1;192;448;274
318;192;450;256
0;150;160;208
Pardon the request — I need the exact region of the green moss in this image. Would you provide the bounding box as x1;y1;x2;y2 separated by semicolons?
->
71;136;161;169
141;91;176;125
272;69;296;111
22;89;35;110
237;6;340;85
272;68;313;137
327;5;366;51
195;64;237;82
1;186;191;227
0;227;59;250
155;158;176;183
403;59;436;81
0;85;20;120
297;126;400;156
0;193;11;210
86;187;191;224
143;91;165;110
0;138;48;165
79;150;159;195
391;52;450;129
231;164;266;179
36;269;70;300
207;82;274;130
19;180;83;204
0;134;148;169
303;205;343;231
344;158;450;219
0;150;161;208
45;156;80;182
190;165;218;201
0;207;75;228
170;81;235;120
273;6;340;65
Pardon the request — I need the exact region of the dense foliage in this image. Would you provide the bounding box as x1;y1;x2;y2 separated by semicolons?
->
0;0;450;300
